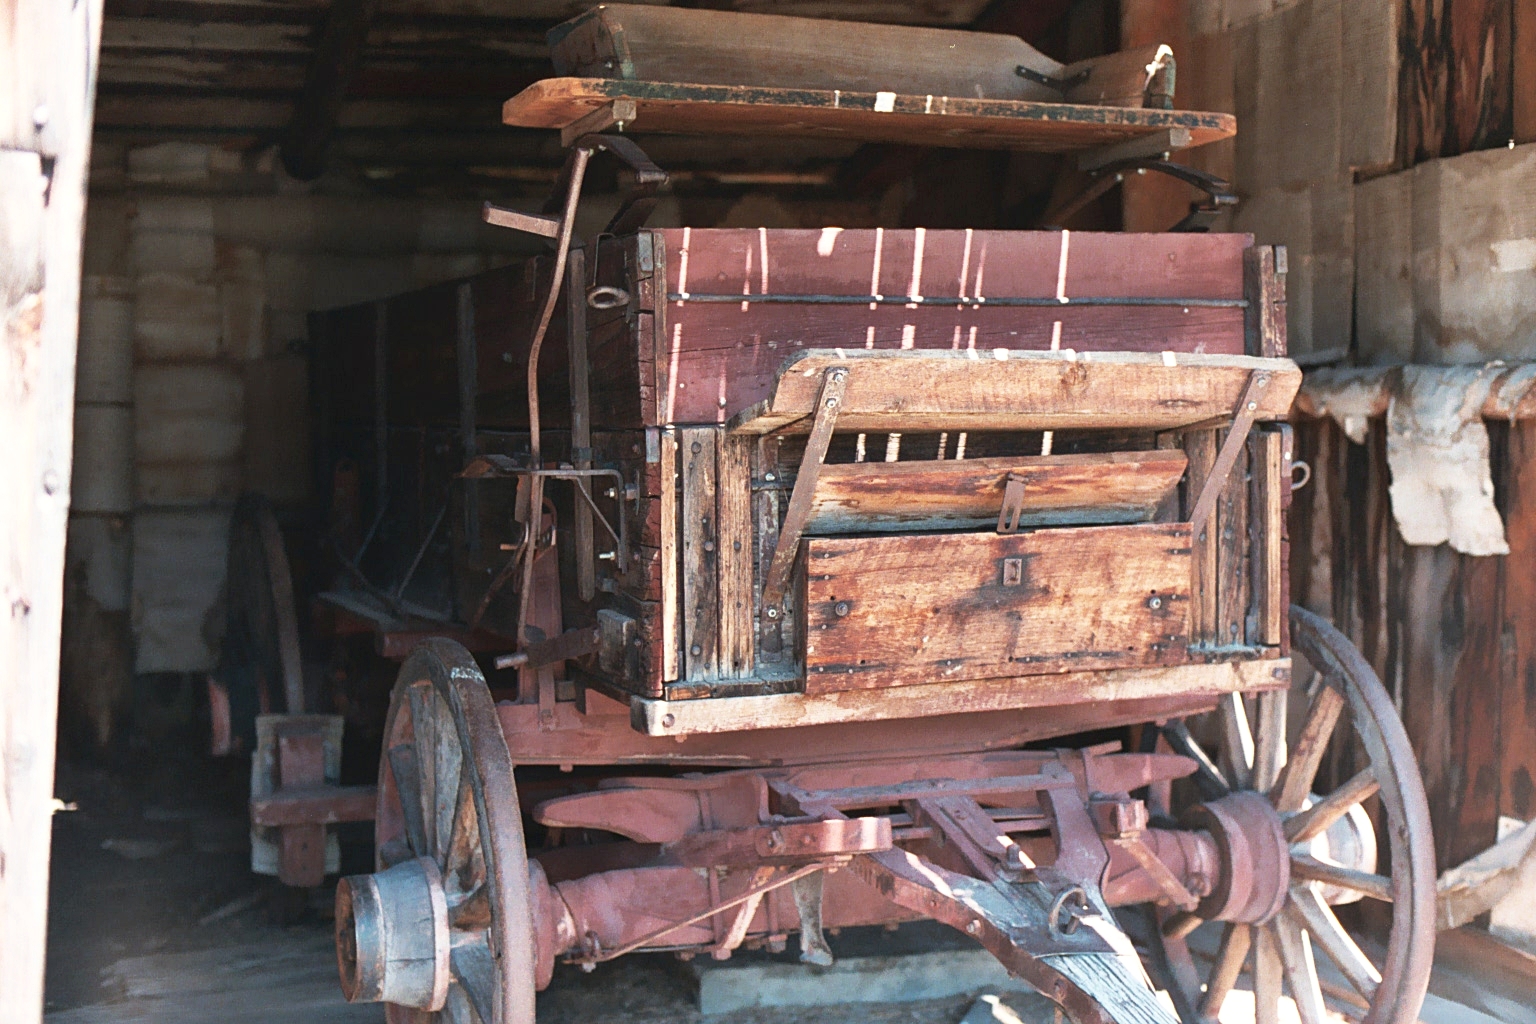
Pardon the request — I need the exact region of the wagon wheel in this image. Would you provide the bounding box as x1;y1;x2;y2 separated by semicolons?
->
1147;607;1435;1024
218;493;305;750
336;639;538;1024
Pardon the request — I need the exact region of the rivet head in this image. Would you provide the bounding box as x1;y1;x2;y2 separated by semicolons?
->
703;540;715;553
662;713;676;728
833;600;851;617
690;644;702;656
1147;596;1162;610
691;441;702;453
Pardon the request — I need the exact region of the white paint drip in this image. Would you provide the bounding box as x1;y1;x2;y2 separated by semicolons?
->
758;226;770;295
901;324;916;350
816;227;843;257
665;322;683;423
869;227;884;310
936;432;948;459
855;433;867;462
906;226;926;308
864;326;876;350
884;433;902;461
874;91;897;113
955;432;967;460
1055;229;1071;302
957;228;973;302
674;226;691;305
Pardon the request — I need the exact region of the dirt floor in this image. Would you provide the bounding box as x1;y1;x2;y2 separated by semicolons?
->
41;749;1039;1024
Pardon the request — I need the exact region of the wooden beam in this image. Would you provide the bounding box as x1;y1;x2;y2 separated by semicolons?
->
1;2;106;1020
280;0;382;180
729;349;1302;435
632;659;1289;737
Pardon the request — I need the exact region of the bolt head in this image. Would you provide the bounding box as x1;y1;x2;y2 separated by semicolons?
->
833;600;851;617
661;713;676;728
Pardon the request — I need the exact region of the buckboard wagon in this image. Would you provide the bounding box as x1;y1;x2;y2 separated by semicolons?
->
232;7;1437;1024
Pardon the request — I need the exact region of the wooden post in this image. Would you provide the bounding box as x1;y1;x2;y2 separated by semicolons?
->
1;2;106;1021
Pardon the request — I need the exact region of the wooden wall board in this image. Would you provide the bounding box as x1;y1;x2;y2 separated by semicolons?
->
798;523;1193;692
1289;414;1536;871
802;451;1188;534
503;78;1237;154
1398;0;1514;166
1353;169;1417;365
1518;0;1536;142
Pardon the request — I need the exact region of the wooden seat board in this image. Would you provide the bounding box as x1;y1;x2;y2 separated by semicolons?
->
730;349;1302;435
504;78;1237;153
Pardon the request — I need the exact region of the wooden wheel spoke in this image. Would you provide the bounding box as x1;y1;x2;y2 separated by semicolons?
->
449;941;497;1024
1290;854;1394;903
443;765;484;888
449;885;493;931
1196;922;1250;1020
1284;767;1380;844
1273;915;1328;1024
387;742;431;855
1271;684;1346;812
1219;693;1256;791
408;682;440;858
1162;720;1231;799
1287;886;1381;999
433;696;465;860
1253;926;1284;1024
1253;689;1288;795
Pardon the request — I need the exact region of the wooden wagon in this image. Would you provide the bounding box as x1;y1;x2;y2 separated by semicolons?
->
236;8;1438;1024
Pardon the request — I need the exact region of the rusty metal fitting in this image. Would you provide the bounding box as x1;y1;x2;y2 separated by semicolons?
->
1088;795;1149;839
1182;791;1289;924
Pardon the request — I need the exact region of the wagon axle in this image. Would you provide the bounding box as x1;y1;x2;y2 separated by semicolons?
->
336;718;1376;1023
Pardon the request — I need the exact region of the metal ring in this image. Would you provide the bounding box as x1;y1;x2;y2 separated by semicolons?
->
1290;460;1312;492
1047;886;1090;935
587;285;630;310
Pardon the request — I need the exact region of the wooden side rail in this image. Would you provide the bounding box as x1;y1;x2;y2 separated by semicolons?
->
728;349;1301;435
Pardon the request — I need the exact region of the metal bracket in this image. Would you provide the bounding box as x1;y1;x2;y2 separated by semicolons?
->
760;366;848;611
1015;64;1091;93
997;473;1027;534
560;98;638;147
1187;370;1271;534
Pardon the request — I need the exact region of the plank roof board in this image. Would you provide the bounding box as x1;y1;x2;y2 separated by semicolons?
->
504;77;1237;153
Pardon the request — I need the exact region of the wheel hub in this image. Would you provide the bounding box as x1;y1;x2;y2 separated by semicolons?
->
336;857;450;1010
1184;791;1289;924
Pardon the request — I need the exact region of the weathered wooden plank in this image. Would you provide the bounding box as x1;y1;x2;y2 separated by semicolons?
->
1501;420;1536;825
2;1;105;1019
1251;428;1285;646
658;428;679;684
548;4;1169;107
679;427;718;680
504;78;1237;154
802;451;1187;534
799;524;1192;693
1184;428;1221;644
633;659;1287;736
717;434;754;679
1243;243;1287;358
1215;442;1250;649
279;0;380;180
731;350;1301;435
